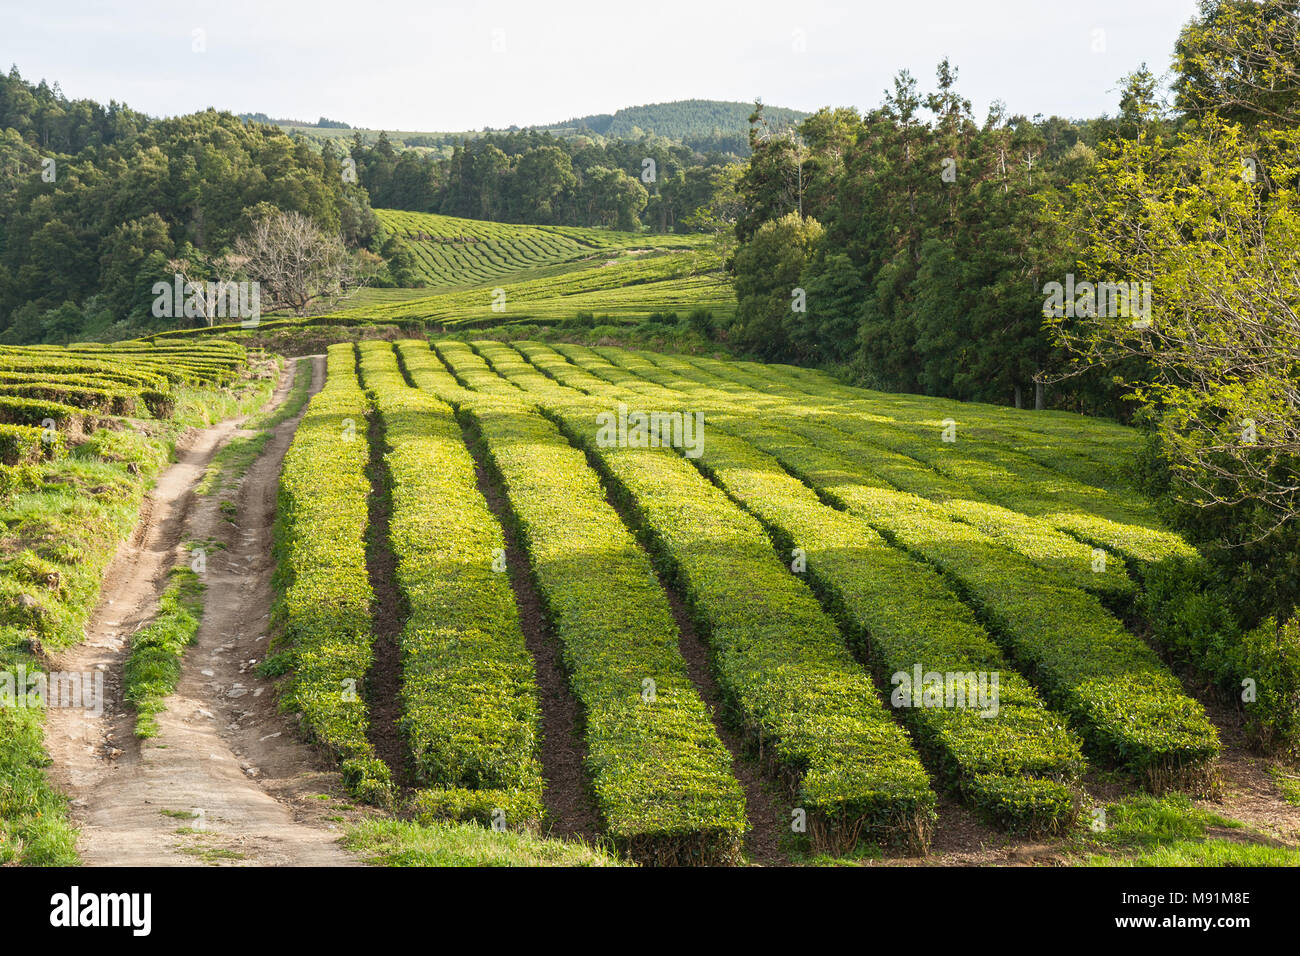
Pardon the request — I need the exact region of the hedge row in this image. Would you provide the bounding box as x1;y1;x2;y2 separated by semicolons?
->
0;423;62;466
579;347;1286;760
399;340;747;864
668;352;1194;571
584;345;1137;604
542;344;1218;790
725;356;1135;486
517;341;1085;832
705;418;1220;791
0;382;142;416
0;369;167;392
2;343;244;386
271;342;390;804
459;341;939;853
355;341;546;830
0;395;83;429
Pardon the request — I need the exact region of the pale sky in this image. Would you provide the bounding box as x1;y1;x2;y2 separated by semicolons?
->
3;0;1203;130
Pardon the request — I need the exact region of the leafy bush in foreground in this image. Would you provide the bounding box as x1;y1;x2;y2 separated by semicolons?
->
272;343;390;804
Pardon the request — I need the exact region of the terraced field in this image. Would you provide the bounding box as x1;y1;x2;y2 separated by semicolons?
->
377;210;701;291
336;212;734;329
266;337;1255;865
144;212;734;339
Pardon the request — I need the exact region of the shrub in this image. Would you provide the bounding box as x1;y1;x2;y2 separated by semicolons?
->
688;308;715;337
550;341;1221;792
403;339;746;864
356;341;544;828
272;343;389;804
1144;556;1300;758
0;424;59;465
453;339;937;853
519;340;1085;833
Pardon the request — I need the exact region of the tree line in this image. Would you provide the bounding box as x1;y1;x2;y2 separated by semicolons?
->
346;128;741;233
726;0;1300;636
0;67;379;342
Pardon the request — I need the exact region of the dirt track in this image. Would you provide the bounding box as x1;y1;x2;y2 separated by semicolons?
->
44;355;360;866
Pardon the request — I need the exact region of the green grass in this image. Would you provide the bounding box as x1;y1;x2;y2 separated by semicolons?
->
123;568;205;738
198;356;314;496
0;701;80;865
343;818;624;867
1077;794;1297;866
1;341;260;865
1269;765;1300;806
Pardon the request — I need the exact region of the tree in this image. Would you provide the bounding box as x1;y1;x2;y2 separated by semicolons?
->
731;212;823;360
1051;118;1300;550
679;163;746;235
1174;0;1300;127
512;146;576;223
234;207;360;315
580;166;648;230
736;102;808;241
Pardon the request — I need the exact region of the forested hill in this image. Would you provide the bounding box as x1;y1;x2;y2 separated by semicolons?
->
0;67;377;344
540;100;807;154
253;99;808;158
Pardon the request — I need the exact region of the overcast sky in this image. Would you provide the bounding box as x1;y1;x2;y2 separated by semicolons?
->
5;0;1203;130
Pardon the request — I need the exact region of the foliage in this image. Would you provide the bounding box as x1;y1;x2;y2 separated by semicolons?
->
0;68;376;343
409;340;746;864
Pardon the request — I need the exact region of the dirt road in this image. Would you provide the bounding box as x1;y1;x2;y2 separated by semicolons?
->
45;355;359;866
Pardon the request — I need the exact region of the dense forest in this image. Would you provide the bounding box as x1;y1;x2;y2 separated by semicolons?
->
0;68;378;342
538;99;807;154
728;71;1127;410
347;128;739;232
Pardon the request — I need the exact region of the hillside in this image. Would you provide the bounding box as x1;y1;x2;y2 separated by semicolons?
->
259;99;807;156
537;99;808;152
375;210;704;290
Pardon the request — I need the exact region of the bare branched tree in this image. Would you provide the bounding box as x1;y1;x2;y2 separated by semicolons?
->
234;209;360;315
166;252;249;327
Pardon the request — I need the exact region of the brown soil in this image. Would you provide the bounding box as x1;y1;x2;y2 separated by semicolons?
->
461;420;604;843
44;355;366;866
1193;696;1300;845
660;582;790;867
358;402;413;789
